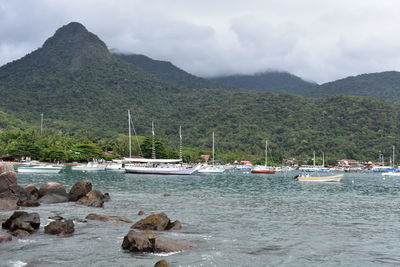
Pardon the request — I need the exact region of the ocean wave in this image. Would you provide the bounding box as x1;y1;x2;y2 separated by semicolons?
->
9;261;27;267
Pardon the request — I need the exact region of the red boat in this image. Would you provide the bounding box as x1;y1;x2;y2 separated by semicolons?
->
251;168;277;174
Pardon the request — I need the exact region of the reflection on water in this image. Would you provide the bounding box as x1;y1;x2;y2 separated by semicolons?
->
1;170;400;266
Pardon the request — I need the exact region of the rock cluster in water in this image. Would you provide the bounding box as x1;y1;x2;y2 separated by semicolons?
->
2;211;40;237
0;162;109;210
132;212;182;231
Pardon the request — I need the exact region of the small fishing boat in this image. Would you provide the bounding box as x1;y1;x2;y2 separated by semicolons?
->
71;161;106;171
294;174;343;182
105;160;125;171
17;164;63;174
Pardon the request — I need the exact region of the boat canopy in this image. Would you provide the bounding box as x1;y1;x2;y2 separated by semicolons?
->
123;158;182;163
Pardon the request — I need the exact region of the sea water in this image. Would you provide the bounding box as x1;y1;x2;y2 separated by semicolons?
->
1;170;400;266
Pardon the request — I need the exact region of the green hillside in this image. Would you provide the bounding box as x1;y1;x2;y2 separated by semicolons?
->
115;53;230;90
0;22;399;162
314;71;400;99
210;71;317;95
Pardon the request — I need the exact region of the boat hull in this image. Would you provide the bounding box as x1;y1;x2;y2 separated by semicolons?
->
125;166;199;175
296;174;343;182
251;169;276;174
17;167;62;174
71;166;106;171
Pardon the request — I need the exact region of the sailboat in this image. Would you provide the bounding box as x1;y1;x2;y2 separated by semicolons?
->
299;151;331;172
382;145;400;177
197;132;225;173
251;140;277;174
124;123;200;175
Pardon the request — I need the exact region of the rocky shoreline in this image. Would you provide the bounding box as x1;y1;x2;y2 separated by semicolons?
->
0;162;199;266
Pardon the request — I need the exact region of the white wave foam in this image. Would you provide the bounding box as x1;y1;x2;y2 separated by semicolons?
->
17;239;36;244
10;261;27;267
153;251;182;256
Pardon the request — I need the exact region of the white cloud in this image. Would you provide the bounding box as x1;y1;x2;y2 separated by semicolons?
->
1;0;400;83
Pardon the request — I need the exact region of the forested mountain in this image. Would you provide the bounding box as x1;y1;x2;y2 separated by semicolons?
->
211;71;317;95
0;22;399;162
115;53;230;90
314;71;400;99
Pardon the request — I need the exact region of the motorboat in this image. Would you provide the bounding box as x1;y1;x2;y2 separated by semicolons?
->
71;161;106;171
294;174;343;182
17;164;63;174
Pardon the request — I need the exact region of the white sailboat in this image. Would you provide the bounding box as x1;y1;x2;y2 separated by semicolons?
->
197;132;225;173
125;124;200;175
299;151;331;172
251;140;277;174
382;145;400;177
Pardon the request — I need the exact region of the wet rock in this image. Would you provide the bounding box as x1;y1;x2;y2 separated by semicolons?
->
85;213;133;223
138;210;145;216
0;199;19;210
17;199;40;207
48;215;64;221
76;189;107;207
72;218;87;223
8;184;30;201
44;219;75;236
104;192;111;202
121;230;154;253
154;259;171;267
121;230;196;253
132;212;181;231
38;182;68;198
2;211;40;234
68;180;92;201
24;184;39;200
39;194;68;204
0;163;17;193
161;193;171;197
0;234;12;243
154;236;196;253
12;229;30;238
166;220;182;230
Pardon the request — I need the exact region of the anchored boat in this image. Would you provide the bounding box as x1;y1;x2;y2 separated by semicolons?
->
294;174;344;182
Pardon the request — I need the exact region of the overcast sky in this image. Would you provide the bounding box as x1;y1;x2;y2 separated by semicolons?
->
1;0;400;83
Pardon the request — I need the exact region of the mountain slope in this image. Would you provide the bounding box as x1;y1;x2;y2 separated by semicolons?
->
0;22;399;161
114;53;231;89
314;71;400;99
210;71;317;95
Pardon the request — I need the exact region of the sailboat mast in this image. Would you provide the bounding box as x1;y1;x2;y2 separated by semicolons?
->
265;140;268;167
179;126;182;160
313;151;316;167
128;110;132;158
212;132;215;167
152;121;156;159
40;113;43;135
393;145;395;168
322;152;325;167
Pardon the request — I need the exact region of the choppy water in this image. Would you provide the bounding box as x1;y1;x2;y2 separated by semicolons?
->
1;170;400;266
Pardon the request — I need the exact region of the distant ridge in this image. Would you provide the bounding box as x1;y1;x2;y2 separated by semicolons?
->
115;53;232;90
210;71;317;95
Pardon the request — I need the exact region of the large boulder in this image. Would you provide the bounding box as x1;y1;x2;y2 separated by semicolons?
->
0;163;17;193
0;234;12;243
24;184;39;200
39;194;68;204
154;236;196;253
44;219;75;236
85;213;133;223
132;213;181;231
121;230;154;253
0;199;19;210
76;189;107;207
2;211;40;234
38;182;68;198
154;260;170;267
68;180;92;201
121;230;196;253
